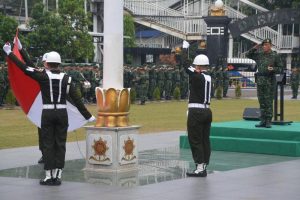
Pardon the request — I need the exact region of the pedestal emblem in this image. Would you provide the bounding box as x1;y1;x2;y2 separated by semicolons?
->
89;136;112;165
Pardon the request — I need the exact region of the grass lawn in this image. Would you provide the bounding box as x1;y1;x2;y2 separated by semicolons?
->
0;98;299;149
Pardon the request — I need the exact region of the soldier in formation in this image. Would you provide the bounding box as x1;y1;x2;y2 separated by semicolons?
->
0;63;8;107
290;57;300;99
123;64;190;103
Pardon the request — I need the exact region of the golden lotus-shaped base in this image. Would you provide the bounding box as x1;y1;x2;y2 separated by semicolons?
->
95;88;130;127
210;7;225;16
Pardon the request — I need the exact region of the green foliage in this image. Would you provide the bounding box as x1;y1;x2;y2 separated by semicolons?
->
235;84;242;99
124;13;136;48
5;89;16;107
26;1;94;62
216;86;223;100
130;88;136;104
292;0;300;8
125;54;133;65
173;87;181;100
0;13;18;60
124;13;136;65
153;87;161;101
253;0;296;10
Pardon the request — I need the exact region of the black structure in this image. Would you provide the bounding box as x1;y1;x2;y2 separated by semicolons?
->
203;16;231;67
243;108;261;121
273;73;293;125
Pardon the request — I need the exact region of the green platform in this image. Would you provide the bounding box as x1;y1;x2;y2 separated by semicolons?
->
180;120;300;156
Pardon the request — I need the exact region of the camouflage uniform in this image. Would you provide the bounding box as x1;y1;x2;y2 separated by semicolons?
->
137;67;149;105
67;66;84;98
157;68;165;99
148;66;157;100
173;67;181;95
246;39;283;127
222;67;229;97
180;68;189;99
208;67;216;97
0;65;9;106
290;67;299;99
164;68;173;100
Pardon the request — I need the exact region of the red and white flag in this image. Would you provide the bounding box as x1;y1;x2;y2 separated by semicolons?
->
6;33;88;132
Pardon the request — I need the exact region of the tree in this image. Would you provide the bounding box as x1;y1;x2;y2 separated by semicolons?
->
26;0;94;62
0;13;18;61
124;13;136;64
124;13;136;48
253;0;297;10
292;0;300;8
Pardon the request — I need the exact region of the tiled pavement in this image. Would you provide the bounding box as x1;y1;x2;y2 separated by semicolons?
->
1;131;300;200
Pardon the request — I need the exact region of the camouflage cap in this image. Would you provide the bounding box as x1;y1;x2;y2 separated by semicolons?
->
262;38;272;45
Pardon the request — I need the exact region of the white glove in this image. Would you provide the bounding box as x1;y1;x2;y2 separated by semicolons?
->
188;66;195;72
88;115;96;122
13;37;22;50
183;40;190;49
3;43;12;55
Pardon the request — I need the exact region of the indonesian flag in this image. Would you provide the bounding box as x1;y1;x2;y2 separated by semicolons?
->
6;32;88;132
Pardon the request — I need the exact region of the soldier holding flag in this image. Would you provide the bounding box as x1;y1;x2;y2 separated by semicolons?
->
3;39;95;186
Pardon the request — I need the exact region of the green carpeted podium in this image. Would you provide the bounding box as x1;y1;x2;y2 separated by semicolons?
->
180;120;300;156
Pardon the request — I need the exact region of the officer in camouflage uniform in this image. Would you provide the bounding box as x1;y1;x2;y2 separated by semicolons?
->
208;66;216;98
215;66;223;95
290;57;299;99
67;65;84;98
222;66;229;97
136;66;149;105
148;65;157;100
0;64;5;106
157;67;165;99
164;67;173;100
123;65;130;88
246;39;283;128
180;67;189;99
173;66;181;95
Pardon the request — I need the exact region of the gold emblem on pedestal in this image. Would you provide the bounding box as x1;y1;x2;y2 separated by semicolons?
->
95;88;130;127
122;137;136;161
89;137;110;162
209;0;225;16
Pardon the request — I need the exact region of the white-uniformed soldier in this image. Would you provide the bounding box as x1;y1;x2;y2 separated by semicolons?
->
182;41;212;177
3;43;95;186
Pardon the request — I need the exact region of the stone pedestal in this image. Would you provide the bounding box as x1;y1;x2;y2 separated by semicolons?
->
84;126;140;172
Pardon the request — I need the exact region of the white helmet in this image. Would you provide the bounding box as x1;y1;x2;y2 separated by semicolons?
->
193;54;209;65
46;51;61;63
42;53;48;62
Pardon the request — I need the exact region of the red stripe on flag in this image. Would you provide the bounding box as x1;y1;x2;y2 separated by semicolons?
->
6;35;40;114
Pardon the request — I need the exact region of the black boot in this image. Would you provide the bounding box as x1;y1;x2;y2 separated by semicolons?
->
40;170;54;186
186;164;207;177
255;121;266;128
52;169;62;186
38;156;44;164
265;120;272;128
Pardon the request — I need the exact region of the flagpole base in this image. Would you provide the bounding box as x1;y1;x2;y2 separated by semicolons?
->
95;87;130;127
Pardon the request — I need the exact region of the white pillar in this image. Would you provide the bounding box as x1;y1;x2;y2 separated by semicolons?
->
103;0;123;89
286;54;292;70
56;0;58;11
24;0;28;22
91;2;99;63
228;34;233;58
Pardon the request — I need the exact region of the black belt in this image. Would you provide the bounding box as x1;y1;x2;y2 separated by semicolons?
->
255;72;274;77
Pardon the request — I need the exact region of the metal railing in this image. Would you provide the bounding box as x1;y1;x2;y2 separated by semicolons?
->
125;0;293;51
